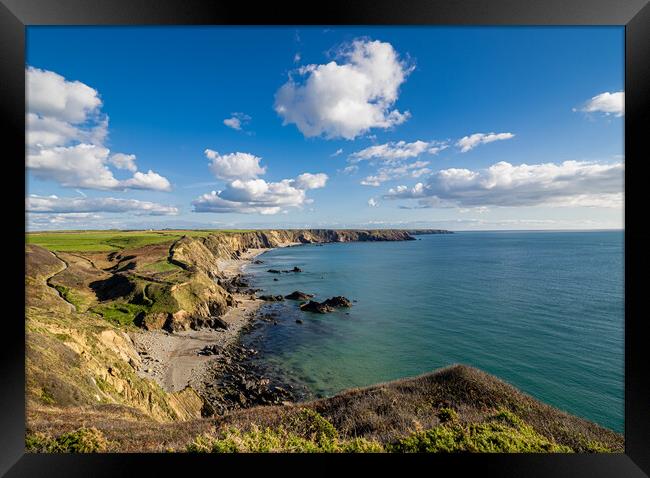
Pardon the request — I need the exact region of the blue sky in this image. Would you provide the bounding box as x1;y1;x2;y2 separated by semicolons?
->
26;26;624;231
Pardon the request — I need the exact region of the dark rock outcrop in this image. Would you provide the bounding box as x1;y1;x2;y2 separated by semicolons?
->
299;300;334;314
322;296;352;308
285;291;314;300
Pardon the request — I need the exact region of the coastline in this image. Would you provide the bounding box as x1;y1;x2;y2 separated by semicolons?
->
130;247;271;394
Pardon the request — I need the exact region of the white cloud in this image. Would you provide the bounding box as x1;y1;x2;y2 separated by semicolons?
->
347;140;444;186
342;165;359;174
26;67;171;192
223;112;251;130
121;170;172;192
28;144;120;190
368;198;378;207
27;144;171;191
26;195;179;216
350;140;445;163
576;91;624;117
456;132;515;153
331;148;343;157
384;160;623;208
195;149;327;215
361;160;431;186
292;172;328;190
193;179;305;215
205;149;266;180
27;66;102;123
109;153;137;172
274;39;413;139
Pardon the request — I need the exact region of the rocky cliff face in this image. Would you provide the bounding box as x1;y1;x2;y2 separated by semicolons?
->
24;230;437;423
140;229;418;330
25;245;204;423
197;229;417;261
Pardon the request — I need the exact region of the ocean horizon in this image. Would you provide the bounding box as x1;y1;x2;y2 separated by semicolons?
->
242;230;624;432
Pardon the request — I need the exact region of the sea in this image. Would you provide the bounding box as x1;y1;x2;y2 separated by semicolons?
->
240;230;624;433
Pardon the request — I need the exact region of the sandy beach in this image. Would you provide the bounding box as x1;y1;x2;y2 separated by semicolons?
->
130;248;268;393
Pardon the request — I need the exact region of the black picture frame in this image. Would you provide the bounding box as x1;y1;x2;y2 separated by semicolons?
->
3;0;648;476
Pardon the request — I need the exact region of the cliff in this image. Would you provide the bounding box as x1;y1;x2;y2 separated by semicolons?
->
25;229;425;422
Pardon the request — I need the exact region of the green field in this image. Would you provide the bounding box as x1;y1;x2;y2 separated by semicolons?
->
25;229;253;252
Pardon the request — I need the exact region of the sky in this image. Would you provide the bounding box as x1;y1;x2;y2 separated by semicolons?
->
25;26;624;231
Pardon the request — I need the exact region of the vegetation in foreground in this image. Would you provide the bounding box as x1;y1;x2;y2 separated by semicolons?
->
26;408;614;453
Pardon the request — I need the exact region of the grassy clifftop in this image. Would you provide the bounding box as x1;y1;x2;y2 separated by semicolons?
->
26;365;622;453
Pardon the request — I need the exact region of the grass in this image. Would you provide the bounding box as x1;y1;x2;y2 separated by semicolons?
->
141;260;182;273
25;229;250;252
186;409;580;454
187;409;384;453
26;427;109;453
388;409;573;453
90;301;150;327
52;285;88;311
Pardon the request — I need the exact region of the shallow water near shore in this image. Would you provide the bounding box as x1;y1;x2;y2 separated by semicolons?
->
241;230;624;433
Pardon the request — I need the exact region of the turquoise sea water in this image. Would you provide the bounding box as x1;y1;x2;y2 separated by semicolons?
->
242;231;624;433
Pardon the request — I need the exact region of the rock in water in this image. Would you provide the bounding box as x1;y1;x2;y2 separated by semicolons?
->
285;290;314;300
291;266;302;272
267;269;281;274
322;296;352;308
299;300;334;313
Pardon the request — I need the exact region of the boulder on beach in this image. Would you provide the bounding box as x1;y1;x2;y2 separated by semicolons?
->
253;260;264;264
299;300;334;314
285;290;314;300
322;296;353;308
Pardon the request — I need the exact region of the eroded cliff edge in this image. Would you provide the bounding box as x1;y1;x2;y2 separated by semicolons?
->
25;229;427;422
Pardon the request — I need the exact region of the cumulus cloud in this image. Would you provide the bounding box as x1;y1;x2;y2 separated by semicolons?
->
274;39;413;139
368;197;378;207
27;66;102;123
195;150;328;215
26;194;179;216
205;149;266;180
109;153;137;172
575;91;624;117
26;66;171;192
121;170;172;191
27;144;171;191
193;180;305;215
384;160;623;208
28;144;120;190
292;172;328;190
223;112;251;130
456;132;515;153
